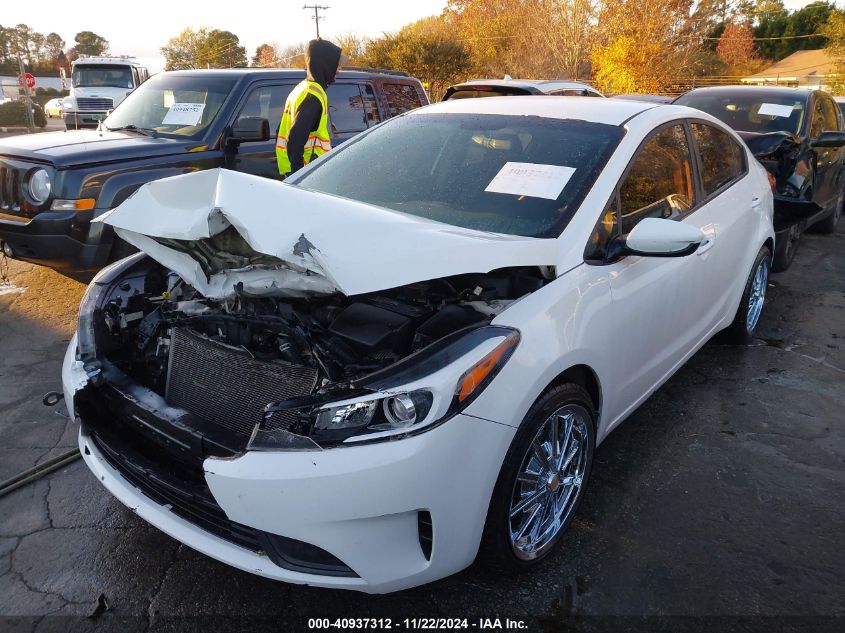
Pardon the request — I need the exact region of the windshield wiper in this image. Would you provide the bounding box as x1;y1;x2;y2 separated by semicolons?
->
105;124;158;138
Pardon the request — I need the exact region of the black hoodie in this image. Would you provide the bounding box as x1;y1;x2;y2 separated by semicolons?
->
285;39;342;174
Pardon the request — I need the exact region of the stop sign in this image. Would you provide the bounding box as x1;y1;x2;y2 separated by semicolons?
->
17;73;35;90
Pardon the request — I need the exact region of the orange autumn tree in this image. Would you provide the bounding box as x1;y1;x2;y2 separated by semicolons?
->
592;0;701;94
717;20;762;75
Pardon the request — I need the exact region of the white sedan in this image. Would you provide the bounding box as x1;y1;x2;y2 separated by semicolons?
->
63;97;774;593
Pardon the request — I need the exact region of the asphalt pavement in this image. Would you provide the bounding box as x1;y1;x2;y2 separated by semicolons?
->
0;225;843;633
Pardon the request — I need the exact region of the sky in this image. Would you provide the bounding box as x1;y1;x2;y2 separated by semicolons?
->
1;0;831;74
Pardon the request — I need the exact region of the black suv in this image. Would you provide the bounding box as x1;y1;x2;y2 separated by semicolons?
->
0;68;428;276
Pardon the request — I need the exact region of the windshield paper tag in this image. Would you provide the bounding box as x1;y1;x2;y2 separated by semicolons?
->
485;162;576;200
758;103;794;118
162;102;206;126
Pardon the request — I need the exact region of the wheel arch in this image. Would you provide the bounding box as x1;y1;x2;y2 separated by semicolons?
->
543;364;601;422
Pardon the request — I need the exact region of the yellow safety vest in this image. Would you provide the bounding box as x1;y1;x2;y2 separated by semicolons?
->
276;80;331;175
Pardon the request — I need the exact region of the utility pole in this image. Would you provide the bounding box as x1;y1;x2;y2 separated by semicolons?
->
303;4;330;38
16;54;35;133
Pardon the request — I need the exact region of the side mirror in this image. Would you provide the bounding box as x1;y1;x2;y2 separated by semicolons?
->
227;117;270;146
608;218;704;259
810;130;845;149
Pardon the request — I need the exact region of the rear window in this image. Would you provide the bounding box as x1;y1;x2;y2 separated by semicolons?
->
674;91;806;135
383;83;424;116
291;113;625;238
445;88;531;100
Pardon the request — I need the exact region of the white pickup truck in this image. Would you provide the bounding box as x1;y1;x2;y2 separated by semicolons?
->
63;56;149;129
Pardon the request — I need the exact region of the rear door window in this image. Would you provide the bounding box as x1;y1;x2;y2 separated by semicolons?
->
361;84;381;125
327;83;368;134
384;83;424;115
691;122;745;197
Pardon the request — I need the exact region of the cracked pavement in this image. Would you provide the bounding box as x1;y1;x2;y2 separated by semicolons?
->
0;227;843;632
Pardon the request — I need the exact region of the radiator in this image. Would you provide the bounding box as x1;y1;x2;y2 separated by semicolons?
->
165;328;318;437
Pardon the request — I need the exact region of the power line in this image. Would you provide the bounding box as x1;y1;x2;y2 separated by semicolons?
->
304;5;330;39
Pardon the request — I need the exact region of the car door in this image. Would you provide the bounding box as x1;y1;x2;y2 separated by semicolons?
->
809;93;841;211
686;120;759;330
230;83;295;179
588;123;707;421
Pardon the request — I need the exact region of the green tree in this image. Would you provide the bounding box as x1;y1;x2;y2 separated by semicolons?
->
161;28;247;70
43;33;65;64
74;31;109;56
197;29;247;68
822;10;845;94
363;17;471;99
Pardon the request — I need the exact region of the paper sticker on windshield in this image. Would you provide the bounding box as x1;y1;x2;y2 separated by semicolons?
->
162;102;205;126
757;103;794;118
485;162;576;200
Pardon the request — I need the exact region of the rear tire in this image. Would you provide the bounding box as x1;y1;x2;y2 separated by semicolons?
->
771;223;800;272
813;190;842;235
724;246;771;343
479;383;595;572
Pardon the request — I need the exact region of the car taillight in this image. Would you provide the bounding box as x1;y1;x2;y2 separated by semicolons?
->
767;172;776;191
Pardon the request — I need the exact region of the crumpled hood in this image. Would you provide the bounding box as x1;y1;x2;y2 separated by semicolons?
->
96;168;558;299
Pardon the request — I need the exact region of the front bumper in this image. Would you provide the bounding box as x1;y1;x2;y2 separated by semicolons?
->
63;111;106;129
0;208;112;273
64;342;515;593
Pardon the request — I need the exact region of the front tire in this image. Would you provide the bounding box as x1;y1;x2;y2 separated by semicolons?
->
724;246;771;343
480;383;595;571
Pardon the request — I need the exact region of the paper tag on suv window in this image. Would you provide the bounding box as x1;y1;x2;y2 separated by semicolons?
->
757;103;794;118
485;162;576;200
162;102;206;126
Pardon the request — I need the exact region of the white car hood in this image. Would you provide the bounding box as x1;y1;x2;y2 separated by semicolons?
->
97;168;559;298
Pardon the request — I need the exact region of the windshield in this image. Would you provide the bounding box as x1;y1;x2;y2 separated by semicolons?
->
72;64;133;89
675;91;806;135
292;113;624;238
104;74;236;139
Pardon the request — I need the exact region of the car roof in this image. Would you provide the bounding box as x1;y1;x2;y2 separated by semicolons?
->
420;95;660;126
451;78;599;94
676;85;816;102
158;68;415;81
611;94;673;103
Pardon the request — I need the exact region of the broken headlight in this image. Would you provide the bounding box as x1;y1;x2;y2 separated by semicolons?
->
76;252;146;360
259;327;518;448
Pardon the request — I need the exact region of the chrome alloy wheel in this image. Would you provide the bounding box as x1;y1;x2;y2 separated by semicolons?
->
746;257;769;333
509;405;590;560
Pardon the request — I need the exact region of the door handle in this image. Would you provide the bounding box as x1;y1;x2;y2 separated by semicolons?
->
696;236;715;255
751;196;762;209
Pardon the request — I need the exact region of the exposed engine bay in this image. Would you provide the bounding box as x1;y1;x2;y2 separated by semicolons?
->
88;258;548;447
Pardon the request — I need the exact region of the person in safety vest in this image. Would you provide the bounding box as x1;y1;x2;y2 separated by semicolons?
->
276;39;344;177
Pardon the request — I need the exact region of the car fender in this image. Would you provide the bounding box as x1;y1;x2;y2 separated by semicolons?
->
464;264;617;443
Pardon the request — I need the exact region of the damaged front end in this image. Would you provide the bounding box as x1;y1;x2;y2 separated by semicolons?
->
737;131;821;230
73;252;542;456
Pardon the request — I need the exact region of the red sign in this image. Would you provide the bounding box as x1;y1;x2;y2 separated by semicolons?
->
17;73;35;90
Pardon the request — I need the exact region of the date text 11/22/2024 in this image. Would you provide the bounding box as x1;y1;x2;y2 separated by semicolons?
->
307;618;529;630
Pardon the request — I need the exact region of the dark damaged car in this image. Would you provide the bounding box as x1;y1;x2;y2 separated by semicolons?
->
675;86;845;271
